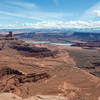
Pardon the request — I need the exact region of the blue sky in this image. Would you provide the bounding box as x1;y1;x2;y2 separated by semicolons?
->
0;0;100;28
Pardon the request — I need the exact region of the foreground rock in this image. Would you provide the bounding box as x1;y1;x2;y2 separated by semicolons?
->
0;93;67;100
0;67;50;94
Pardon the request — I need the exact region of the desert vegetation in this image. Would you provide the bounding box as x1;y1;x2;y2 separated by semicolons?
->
67;47;100;77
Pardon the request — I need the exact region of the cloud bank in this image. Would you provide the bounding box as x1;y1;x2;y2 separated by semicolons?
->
0;20;100;29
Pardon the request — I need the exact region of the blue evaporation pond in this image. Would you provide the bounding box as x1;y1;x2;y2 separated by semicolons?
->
25;41;72;46
25;41;50;44
51;43;72;46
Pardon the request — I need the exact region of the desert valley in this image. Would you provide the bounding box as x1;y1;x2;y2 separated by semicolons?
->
0;31;100;100
0;0;100;100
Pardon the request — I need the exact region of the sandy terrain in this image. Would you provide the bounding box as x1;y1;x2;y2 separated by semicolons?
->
0;39;100;100
0;93;67;100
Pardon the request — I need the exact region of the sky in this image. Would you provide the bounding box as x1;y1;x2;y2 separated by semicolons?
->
0;0;100;29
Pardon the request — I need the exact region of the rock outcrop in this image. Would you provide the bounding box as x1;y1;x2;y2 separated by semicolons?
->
0;67;50;94
0;32;15;40
0;93;67;100
10;42;58;58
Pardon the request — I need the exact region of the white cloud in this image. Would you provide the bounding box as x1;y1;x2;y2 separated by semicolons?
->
0;11;42;20
0;0;100;29
33;20;100;29
0;0;41;20
0;25;2;28
2;20;100;29
94;10;100;17
0;0;73;23
7;1;37;9
7;24;16;28
81;2;100;20
0;10;72;21
0;16;10;19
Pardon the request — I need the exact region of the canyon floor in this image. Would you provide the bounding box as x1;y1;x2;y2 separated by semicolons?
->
0;39;100;100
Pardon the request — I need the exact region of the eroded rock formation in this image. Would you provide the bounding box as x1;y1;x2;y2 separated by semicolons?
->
10;42;58;58
0;67;50;94
0;32;16;40
73;42;100;48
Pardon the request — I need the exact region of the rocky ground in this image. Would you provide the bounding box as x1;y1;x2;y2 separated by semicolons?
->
0;93;67;100
0;39;100;100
